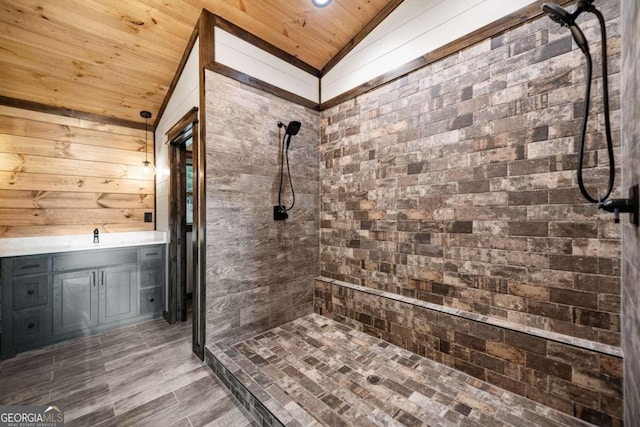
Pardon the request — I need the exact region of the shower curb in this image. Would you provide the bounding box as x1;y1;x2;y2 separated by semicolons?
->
205;346;285;427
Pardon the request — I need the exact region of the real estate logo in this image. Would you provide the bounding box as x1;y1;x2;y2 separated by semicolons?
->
0;405;63;427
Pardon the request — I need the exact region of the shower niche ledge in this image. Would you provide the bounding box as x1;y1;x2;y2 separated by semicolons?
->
314;277;621;358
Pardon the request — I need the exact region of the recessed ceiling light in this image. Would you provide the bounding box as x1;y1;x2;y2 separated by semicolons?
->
312;0;332;8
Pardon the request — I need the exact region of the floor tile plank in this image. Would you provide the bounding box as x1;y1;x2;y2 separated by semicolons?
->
0;316;251;426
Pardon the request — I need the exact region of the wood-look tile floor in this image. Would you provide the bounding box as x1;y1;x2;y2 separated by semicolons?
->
0;317;253;427
217;314;592;427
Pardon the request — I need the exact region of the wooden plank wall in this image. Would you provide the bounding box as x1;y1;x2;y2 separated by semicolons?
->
0;106;155;238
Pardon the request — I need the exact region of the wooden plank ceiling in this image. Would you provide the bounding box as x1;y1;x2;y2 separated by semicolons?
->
0;0;395;125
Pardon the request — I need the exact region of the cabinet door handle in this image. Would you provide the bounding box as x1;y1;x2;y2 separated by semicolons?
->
21;264;40;270
149;297;154;303
27;322;35;329
92;272;96;287
146;252;158;257
27;288;35;295
101;271;104;286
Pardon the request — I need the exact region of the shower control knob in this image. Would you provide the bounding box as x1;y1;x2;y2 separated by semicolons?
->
599;194;637;224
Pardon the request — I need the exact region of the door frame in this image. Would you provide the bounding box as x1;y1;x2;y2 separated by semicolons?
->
165;107;205;359
168;128;187;325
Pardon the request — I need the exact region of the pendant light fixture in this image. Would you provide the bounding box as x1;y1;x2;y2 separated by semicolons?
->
140;110;154;174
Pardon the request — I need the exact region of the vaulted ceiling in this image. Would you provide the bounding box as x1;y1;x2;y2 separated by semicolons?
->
0;0;397;125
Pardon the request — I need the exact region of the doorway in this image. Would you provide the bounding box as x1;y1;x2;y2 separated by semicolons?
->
166;107;205;359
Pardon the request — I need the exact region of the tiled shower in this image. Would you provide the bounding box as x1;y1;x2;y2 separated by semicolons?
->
203;0;639;425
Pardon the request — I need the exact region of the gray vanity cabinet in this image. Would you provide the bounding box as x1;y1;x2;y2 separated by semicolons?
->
1;244;165;359
53;269;99;335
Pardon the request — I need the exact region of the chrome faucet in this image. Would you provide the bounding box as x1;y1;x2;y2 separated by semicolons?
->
93;228;99;244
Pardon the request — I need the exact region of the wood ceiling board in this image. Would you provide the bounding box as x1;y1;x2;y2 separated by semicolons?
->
0;75;160;122
233;1;349;54
194;0;330;70
337;0;391;23
302;1;371;42
136;0;201;25
1;1;187;60
79;0;194;40
0;40;170;99
0;58;169;113
0;23;178;80
0;0;393;124
193;0;391;69
0;0;188;122
44;0;188;55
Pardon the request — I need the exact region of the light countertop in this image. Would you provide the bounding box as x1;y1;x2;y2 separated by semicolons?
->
0;231;168;257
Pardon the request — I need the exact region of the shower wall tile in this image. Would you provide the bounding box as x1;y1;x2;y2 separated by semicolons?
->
204;71;319;345
315;278;623;426
621;0;640;425
319;0;621;347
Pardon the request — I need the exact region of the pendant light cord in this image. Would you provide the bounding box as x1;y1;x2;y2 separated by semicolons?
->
145;116;149;164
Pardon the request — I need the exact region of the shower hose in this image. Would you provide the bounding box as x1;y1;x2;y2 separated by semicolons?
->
278;130;295;212
576;7;615;204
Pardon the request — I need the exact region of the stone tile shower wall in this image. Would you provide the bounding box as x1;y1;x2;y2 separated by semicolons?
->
319;0;621;347
318;1;623;425
205;71;319;345
621;0;640;424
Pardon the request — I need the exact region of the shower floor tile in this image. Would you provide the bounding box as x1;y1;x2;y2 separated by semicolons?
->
212;314;590;427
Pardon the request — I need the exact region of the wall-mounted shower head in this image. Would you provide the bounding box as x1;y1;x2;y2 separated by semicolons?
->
542;2;590;54
542;3;573;26
277;120;302;136
285;121;301;136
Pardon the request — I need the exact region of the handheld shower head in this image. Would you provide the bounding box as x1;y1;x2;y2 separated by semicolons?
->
285;121;301;136
542;3;573;26
277;120;301;136
542;2;590;54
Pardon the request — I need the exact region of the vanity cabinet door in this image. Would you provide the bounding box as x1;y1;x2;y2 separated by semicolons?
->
53;270;98;336
99;264;138;324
